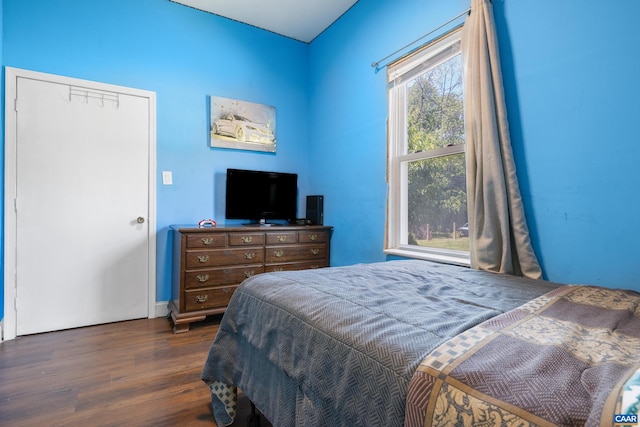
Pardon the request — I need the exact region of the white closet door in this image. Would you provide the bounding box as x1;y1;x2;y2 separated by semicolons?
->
14;76;151;335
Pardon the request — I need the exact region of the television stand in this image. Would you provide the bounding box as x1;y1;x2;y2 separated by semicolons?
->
243;219;282;227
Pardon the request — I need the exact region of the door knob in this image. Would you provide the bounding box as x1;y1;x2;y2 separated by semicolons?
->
137;217;145;224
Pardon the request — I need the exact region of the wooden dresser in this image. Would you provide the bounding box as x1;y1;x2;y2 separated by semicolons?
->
169;224;332;333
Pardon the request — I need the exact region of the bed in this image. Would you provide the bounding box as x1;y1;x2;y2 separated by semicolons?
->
201;260;640;426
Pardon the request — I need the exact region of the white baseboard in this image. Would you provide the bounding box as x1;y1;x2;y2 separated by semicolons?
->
155;301;169;318
0;306;169;341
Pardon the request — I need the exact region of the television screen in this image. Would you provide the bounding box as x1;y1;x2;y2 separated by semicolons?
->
225;168;297;224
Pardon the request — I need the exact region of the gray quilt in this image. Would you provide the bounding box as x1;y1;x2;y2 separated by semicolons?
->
201;260;561;426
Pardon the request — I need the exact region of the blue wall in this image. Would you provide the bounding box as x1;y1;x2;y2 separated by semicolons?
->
309;0;640;291
2;0;640;323
494;0;640;290
0;0;311;320
308;0;469;266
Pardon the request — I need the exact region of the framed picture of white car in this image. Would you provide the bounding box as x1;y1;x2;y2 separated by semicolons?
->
210;96;276;152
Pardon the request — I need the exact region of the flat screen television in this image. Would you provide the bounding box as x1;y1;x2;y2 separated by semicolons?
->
225;168;298;225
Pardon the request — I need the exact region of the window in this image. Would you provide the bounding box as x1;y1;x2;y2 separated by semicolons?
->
386;29;469;265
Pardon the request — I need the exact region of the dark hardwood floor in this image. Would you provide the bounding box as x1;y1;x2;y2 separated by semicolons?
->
0;315;267;427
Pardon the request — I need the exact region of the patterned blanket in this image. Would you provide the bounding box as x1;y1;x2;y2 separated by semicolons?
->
201;260;560;426
405;285;640;427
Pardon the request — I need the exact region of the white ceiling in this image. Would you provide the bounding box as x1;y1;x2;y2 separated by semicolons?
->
170;0;358;43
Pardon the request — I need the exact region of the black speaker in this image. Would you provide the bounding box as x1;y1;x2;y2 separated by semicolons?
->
306;195;324;225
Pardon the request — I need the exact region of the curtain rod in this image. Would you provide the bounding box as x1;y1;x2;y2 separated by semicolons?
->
371;8;470;72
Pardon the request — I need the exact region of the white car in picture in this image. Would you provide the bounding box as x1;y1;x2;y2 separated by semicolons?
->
211;113;275;144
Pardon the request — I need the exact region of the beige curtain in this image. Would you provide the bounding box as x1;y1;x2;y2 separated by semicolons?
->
462;0;542;279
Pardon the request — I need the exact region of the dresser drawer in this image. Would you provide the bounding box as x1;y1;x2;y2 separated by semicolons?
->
298;230;328;243
186;248;265;268
184;266;265;289
184;286;238;311
186;233;227;249
265;245;328;263
228;233;265;246
265;261;328;273
266;231;298;245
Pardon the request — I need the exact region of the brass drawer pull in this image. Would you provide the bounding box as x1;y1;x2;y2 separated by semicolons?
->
273;250;284;258
245;252;256;260
273;267;284;272
277;235;287;242
222;288;232;294
244;271;255;278
241;236;253;243
197;255;210;263
311;249;320;255
195;294;208;303
196;274;209;282
201;237;214;245
309;234;318;241
310;265;319;269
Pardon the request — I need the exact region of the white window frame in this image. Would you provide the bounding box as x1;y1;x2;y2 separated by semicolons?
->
385;28;470;266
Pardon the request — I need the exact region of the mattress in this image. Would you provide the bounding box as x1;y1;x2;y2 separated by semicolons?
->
201;260;561;426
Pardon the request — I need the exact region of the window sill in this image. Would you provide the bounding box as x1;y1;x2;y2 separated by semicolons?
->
385;247;470;267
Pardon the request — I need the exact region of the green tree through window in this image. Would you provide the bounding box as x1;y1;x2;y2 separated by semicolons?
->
387;29;469;262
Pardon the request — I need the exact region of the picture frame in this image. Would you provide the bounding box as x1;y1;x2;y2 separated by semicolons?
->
209;96;276;153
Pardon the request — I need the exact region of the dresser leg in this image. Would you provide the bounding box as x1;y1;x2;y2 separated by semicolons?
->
168;309;191;333
172;322;190;333
168;307;210;333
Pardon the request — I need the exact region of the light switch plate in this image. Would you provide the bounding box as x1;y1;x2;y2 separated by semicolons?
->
162;171;173;185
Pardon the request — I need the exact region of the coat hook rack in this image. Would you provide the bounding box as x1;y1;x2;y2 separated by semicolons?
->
69;86;120;108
